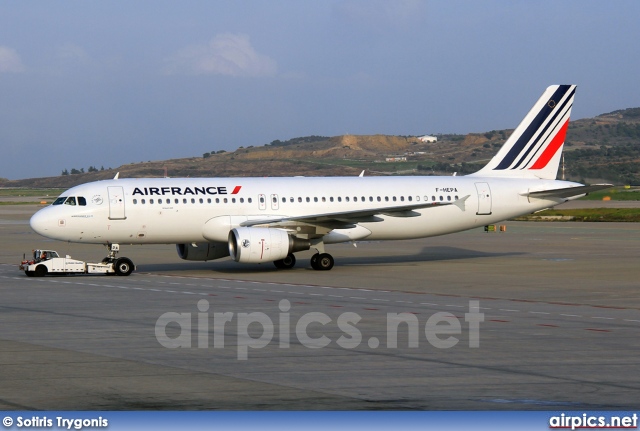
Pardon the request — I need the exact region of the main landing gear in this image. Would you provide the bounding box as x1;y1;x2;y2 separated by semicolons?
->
102;243;135;276
271;241;335;271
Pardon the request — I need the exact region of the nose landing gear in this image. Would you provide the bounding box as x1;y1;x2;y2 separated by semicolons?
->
103;243;135;276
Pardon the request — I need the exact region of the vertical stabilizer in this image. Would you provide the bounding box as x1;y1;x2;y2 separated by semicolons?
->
470;85;576;180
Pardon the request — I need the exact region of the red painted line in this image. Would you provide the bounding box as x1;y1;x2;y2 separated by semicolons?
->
591;305;627;310
585;328;611;333
549;302;579;306
294;301;309;305
490;319;509;323
530;119;569;169
363;308;379;311
208;293;217;296
510;299;536;303
537;324;559;328
263;299;275;302
234;296;246;299
330;305;343;308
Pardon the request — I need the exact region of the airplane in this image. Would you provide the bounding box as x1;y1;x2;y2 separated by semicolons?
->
29;85;611;275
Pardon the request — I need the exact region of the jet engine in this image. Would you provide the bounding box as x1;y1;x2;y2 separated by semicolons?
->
228;227;310;263
176;242;230;261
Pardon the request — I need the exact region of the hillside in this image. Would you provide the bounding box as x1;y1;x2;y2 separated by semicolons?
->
1;108;639;188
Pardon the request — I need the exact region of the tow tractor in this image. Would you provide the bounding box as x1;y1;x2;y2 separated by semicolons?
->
20;244;135;277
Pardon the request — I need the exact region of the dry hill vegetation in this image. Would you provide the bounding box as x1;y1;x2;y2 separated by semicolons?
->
2;108;639;188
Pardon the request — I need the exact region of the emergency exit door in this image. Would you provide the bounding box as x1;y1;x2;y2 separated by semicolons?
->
107;186;126;220
474;182;492;215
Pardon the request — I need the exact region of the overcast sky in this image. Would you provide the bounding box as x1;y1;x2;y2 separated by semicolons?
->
1;1;639;180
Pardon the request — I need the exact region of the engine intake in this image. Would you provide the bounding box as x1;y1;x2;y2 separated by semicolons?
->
228;227;310;263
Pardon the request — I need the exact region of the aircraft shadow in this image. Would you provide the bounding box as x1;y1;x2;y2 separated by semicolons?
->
137;246;523;274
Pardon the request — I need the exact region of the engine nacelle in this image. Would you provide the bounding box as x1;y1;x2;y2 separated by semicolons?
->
228;227;310;263
176;242;230;261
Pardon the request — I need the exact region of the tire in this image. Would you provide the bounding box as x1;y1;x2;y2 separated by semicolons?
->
310;254;320;270
34;265;48;277
114;257;134;276
274;254;296;269
25;271;34;277
315;253;334;271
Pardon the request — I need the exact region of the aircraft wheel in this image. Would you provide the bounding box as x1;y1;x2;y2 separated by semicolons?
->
274;254;296;269
314;253;334;271
114;257;134;276
34;265;48;277
310;253;320;270
25;271;34;277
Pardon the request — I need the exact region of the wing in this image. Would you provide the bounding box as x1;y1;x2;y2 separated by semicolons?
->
240;195;471;229
526;184;613;199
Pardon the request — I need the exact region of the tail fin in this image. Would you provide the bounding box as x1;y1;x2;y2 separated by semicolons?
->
470;85;576;180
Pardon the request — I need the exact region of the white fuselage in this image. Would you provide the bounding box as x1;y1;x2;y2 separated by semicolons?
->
30;176;579;245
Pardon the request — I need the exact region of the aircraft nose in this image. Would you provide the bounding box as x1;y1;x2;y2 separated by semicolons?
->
30;208;52;237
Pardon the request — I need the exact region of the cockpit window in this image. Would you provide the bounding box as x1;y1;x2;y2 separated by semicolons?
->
64;197;77;206
53;197;67;205
78;196;87;206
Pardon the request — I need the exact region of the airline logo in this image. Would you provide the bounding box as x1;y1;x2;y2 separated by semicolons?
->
132;186;242;196
494;85;575;171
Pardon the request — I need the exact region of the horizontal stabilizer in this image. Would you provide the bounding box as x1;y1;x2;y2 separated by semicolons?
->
526;184;613;199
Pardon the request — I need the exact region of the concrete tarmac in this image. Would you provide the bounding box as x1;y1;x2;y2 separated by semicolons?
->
0;205;639;410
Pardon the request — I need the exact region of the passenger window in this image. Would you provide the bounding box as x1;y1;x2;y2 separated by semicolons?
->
199;198;204;204
377;196;381;202
191;198;196;204
282;197;286;203
354;197;358;202
184;198;188;204
133;199;137;204
314;197;318;202
393;196;397;202
150;199;154;204
322;197;326;202
248;198;252;203
298;197;302;203
345;197;350;202
400;196;405;202
207;198;211;204
439;196;443;201
232;198;236;203
141;199;146;204
65;197;77;206
432;196;436;201
330;197;334;202
158;199;163;204
78;197;87;206
337;197;342;202
447;196;451;201
306;197;310;202
260;197;265;204
175;199;179;204
455;195;459;200
216;198;220;204
408;196;413;202
240;198;244;203
385;196;389;202
223;198;228;203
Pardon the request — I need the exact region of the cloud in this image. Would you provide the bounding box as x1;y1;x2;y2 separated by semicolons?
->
0;46;25;73
164;33;277;77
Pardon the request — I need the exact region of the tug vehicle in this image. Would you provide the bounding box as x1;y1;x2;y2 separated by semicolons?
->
20;245;134;277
